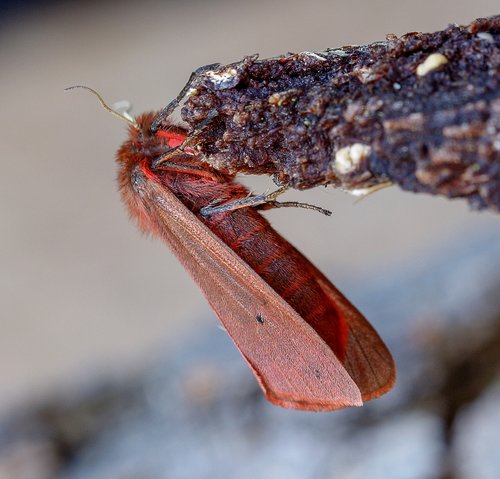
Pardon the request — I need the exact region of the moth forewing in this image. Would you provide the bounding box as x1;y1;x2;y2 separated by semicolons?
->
135;168;363;411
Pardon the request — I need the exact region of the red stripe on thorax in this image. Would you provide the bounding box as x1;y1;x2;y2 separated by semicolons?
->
155;130;186;148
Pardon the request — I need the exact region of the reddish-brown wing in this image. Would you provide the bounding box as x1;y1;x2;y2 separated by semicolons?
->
134;165;362;411
314;275;396;401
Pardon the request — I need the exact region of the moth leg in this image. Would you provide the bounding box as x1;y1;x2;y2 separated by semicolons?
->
150;62;221;132
179;108;219;148
200;186;332;217
351;181;393;203
264;199;332;216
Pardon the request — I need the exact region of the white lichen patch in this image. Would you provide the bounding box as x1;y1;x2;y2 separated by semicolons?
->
329;49;348;57
416;53;449;77
207;68;238;86
300;51;327;61
355;66;377;84
477;32;494;43
334;143;371;174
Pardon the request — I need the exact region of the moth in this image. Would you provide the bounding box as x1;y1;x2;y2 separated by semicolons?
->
67;86;395;411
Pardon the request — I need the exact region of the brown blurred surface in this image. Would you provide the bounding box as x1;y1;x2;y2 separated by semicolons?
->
0;0;499;414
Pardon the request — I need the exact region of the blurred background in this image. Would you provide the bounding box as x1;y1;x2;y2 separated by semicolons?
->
1;1;499;478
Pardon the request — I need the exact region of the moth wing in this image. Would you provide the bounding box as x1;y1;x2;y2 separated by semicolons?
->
314;274;396;401
140;173;362;411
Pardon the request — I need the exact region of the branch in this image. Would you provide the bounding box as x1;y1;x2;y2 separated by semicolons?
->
177;16;500;212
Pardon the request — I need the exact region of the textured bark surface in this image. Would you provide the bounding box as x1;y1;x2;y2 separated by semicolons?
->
175;16;500;212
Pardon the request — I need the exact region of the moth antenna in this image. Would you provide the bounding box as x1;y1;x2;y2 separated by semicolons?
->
64;85;139;129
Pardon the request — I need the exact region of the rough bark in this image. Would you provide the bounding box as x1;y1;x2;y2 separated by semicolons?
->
174;16;500;212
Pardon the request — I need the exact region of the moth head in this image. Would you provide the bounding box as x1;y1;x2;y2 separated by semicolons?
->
64;85;188;237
